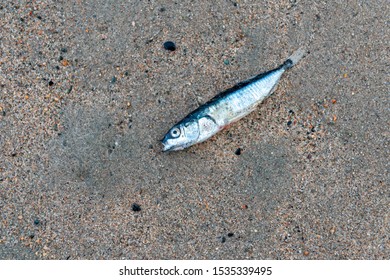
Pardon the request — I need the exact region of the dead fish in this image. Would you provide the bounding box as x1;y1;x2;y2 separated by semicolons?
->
162;48;306;151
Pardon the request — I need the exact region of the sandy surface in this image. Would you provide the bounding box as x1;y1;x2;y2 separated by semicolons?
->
0;0;389;259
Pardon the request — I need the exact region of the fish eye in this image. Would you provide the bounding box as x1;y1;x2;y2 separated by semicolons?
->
170;127;181;138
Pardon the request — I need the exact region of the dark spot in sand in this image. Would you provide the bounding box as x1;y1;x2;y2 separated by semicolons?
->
163;41;176;51
132;203;141;212
235;148;242;155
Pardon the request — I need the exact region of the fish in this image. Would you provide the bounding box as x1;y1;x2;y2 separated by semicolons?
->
161;48;306;152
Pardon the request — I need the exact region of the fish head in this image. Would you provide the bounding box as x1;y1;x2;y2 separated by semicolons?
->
161;118;199;152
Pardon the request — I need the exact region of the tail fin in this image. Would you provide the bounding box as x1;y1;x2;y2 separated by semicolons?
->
282;47;307;70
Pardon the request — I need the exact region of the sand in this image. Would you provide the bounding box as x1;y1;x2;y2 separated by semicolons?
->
0;0;389;259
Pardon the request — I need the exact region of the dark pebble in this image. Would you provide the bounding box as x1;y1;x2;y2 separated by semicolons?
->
159;7;166;12
124;71;129;76
228;232;234;237
111;76;117;83
287;120;292;126
48;80;54;86
34;219;40;225
235;148;242;155
289;110;295;114
132;203;141;212
37;15;42;20
2;110;6;116
163;41;176;51
61;48;67;53
29;234;35;239
307;154;312;159
59;56;63;61
11;152;17;157
221;236;226;243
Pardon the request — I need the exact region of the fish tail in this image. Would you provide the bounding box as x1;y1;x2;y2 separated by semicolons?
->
282;47;307;70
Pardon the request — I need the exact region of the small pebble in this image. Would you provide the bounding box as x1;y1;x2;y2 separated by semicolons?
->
61;48;67;53
48;81;54;86
221;236;226;243
223;59;230;65
287;120;292;126
34;219;40;225
303;251;310;256
163;41;176;51
227;232;234;237
132;203;141;212
235;148;242;155
111;76;117;83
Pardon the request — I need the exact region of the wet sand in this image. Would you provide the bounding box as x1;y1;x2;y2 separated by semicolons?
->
0;0;389;259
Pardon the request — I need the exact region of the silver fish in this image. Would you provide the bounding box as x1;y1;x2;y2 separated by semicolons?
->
162;48;306;152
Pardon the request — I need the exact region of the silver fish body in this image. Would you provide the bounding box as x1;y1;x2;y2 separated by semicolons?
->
162;48;305;151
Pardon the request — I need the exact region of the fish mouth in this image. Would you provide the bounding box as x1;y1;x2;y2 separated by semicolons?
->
161;141;174;152
162;143;172;152
161;141;186;152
